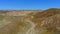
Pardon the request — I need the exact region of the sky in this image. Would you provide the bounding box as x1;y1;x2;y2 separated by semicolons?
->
0;0;60;10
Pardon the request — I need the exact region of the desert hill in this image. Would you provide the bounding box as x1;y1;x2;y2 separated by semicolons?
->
0;8;60;34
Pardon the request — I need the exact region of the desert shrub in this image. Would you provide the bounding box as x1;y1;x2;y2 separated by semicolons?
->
0;15;5;20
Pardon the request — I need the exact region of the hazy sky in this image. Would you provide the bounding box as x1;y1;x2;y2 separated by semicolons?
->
0;0;60;10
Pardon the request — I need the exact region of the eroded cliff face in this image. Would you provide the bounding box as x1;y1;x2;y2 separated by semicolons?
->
0;8;60;34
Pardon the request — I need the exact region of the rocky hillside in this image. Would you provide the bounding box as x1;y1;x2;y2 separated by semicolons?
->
0;8;60;34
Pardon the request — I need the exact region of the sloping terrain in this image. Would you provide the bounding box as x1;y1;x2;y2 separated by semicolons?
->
0;8;60;34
